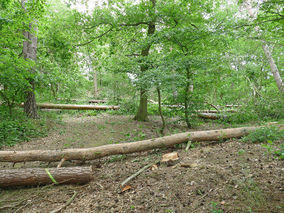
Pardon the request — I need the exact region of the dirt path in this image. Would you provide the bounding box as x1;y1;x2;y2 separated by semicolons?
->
5;114;188;151
0;114;283;213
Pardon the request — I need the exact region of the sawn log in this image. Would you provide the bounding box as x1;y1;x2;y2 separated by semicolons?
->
20;103;119;110
0;125;282;163
0;166;93;187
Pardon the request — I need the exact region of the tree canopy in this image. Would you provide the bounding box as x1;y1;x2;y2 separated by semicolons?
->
0;0;283;121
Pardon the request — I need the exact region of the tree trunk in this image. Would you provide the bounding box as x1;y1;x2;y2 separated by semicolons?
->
172;83;178;101
24;81;38;118
1;125;282;163
93;70;99;98
134;0;156;121
22;1;38;118
184;67;191;128
262;43;284;94
0;167;93;188
243;0;283;94
20;103;120;110
157;87;166;134
134;89;149;121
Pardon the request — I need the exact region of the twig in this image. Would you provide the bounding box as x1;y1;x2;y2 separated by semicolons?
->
14;201;31;213
57;158;66;168
185;141;192;152
50;191;78;213
121;160;160;187
204;100;220;112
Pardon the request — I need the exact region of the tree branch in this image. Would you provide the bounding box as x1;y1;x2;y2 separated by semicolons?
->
120;21;149;27
76;27;113;47
234;17;283;29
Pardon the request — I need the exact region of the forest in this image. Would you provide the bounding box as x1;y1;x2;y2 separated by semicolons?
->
0;0;283;212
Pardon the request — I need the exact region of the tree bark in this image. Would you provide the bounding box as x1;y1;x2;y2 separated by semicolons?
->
157;87;166;134
197;113;227;120
243;0;283;94
262;43;284;94
24;82;38;118
184;67;191;128
134;0;156;121
1;125;282;163
0;167;93;188
22;2;38;119
93;69;99;98
135;89;149;121
20;103;120;110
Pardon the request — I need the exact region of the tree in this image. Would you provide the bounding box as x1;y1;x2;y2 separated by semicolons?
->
240;0;284;94
36;0;86;100
78;0;225;122
21;0;39;118
0;0;40;116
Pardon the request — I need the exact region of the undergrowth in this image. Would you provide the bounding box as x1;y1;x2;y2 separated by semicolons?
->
0;107;60;147
242;126;284;160
241;126;284;143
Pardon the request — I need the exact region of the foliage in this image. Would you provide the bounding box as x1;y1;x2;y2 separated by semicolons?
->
241;126;284;143
0;0;39;111
210;202;223;213
0;107;59;147
0;0;283;146
262;141;284;160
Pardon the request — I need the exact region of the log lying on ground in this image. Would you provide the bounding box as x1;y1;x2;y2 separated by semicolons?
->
164;104;184;108
0;125;283;163
196;109;237;113
20;103;119;110
56;98;79;102
89;99;107;103
197;113;227;120
149;101;237;112
225;104;241;108
0;166;93;188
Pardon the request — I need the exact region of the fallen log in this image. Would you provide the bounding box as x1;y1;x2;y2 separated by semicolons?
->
149;102;236;113
197;113;227;120
196;110;237;113
225;104;241;108
164;104;184;108
20;103;120;110
0;166;93;188
55;98;79;102
0;125;283;163
89;99;107;103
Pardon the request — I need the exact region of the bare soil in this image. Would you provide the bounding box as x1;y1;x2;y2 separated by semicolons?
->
0;113;283;213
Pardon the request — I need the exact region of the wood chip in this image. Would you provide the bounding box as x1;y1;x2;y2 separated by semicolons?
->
161;152;179;163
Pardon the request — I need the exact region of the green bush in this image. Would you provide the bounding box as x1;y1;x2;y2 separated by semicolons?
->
0;107;57;147
262;141;284;160
241;126;284;143
108;99;138;115
274;143;284;160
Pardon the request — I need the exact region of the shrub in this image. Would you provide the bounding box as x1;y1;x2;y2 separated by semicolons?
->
241;126;284;143
0;107;57;147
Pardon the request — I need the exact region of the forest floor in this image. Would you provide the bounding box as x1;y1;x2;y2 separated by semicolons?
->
0;113;283;213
